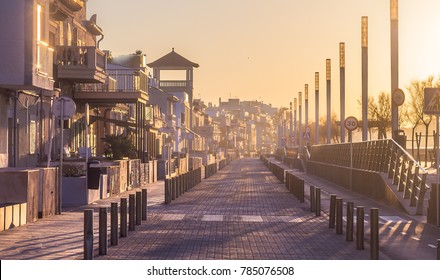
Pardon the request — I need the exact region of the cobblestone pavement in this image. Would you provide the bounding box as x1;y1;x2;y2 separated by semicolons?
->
96;159;371;260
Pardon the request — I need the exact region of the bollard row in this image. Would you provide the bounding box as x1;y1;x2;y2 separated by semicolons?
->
83;188;149;260
285;172;305;203
324;194;381;260
165;168;202;204
204;163;218;179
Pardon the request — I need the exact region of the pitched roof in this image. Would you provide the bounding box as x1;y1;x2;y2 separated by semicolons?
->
147;48;199;68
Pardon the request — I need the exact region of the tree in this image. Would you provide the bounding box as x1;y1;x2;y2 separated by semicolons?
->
103;134;137;160
319;112;340;143
406;75;440;166
368;92;391;139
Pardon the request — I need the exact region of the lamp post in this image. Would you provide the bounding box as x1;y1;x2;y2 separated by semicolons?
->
289;102;293;147
362;16;369;141
299;92;302;153
326;59;331;144
340;42;346;143
315;72;319;144
305;84;309;134
294;98;297;146
391;0;399;138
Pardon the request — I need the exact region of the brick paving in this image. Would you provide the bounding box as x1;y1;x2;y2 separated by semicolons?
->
96;158;370;260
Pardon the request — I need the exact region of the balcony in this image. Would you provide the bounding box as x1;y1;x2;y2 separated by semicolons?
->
159;80;191;92
73;70;149;104
59;0;84;12
57;46;107;83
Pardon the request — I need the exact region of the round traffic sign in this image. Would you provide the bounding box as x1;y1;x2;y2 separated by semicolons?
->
344;116;358;131
392;88;405;106
53;97;76;120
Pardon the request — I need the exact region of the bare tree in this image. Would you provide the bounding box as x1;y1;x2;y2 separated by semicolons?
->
406;75;440;166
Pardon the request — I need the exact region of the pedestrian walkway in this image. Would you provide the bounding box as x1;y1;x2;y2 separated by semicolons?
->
97;158;371;260
0;158;438;260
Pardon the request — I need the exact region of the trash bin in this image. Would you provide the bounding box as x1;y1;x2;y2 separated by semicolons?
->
87;160;101;189
394;129;407;149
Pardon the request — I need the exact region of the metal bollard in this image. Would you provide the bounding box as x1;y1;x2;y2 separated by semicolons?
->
310;185;316;212
346;202;354;241
315;187;321;216
83;209;93;260
142;188;147;220
120;198;127;237
165;178;171;204
129;194;135;231
329;194;337;228
136;191;142;225
336;198;343;234
99;207;107;255
299;179;305;203
356;206;365;250
370;208;379;260
171;177;176;200
110;203;118;246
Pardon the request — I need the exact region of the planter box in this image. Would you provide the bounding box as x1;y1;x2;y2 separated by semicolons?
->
62;177;100;206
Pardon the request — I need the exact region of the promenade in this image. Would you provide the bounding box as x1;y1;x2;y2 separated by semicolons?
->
0;158;439;260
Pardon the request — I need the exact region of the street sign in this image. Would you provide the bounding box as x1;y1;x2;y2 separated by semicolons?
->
392;88;405;106
53;97;76;120
424;88;440;115
305;126;311;133
344;116;358;131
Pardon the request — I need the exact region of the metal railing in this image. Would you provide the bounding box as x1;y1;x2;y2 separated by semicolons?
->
310;139;429;215
57;45;106;71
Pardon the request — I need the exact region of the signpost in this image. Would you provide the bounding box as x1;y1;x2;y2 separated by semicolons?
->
424;88;440;227
53;96;76;214
344;116;359;191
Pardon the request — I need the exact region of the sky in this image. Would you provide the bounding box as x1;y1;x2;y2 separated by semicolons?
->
87;0;440;121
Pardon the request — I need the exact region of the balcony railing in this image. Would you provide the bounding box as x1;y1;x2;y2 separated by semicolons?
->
159;80;188;88
36;41;54;79
57;46;107;83
107;69;149;93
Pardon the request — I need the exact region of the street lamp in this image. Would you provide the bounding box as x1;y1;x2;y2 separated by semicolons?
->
326;59;331;144
362;16;368;141
315;72;319;144
299;92;302;153
391;0;399;138
340;42;346;143
294;98;297;146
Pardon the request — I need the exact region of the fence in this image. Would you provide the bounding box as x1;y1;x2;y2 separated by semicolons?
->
310;139;429;215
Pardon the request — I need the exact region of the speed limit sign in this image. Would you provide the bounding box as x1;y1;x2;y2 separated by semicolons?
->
344;116;358;131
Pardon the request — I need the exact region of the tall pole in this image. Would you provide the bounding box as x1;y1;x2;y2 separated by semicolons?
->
362;16;369;141
294;98;297;146
305;84;309;141
326;59;331;144
391;0;399;138
289;102;293;147
299;92;302;152
315;72;319;144
340;42;346;143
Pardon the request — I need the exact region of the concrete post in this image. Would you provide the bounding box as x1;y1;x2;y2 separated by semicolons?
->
346;202;354;241
120;198;127;237
315;187;321;216
336;198;343;234
356;206;365;250
142;188;147;220
136;191;142;225
329;194;336;228
129;194;135;231
310;185;316;212
83;209;93;260
110;202;118;246
370;208;379;259
99;207;107;255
